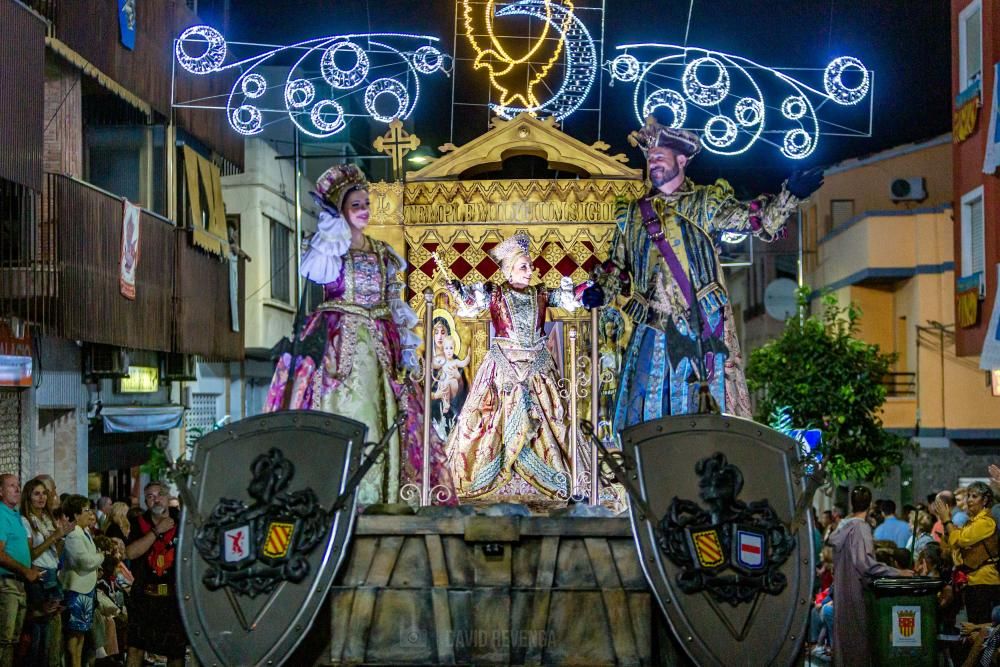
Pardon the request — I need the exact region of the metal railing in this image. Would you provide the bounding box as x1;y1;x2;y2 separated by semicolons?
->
882;372;917;397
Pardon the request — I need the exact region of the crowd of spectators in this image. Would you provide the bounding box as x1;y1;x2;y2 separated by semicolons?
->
0;474;185;667
808;468;1000;666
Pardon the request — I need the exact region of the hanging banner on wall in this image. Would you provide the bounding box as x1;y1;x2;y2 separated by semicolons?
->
953;80;981;144
957;272;983;329
979;265;1000;371
118;0;136;50
984;62;1000;174
119;199;141;300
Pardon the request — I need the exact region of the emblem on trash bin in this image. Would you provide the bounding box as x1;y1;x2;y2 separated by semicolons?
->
660;452;796;605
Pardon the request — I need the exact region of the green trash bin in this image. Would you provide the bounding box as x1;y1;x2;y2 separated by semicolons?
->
864;576;944;667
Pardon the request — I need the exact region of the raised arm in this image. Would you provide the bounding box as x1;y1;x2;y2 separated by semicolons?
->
445;280;493;318
706;169;823;241
547;276;589;313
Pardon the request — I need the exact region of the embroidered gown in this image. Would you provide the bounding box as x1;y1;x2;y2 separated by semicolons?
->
592;178;800;427
444;278;583;502
264;239;453;506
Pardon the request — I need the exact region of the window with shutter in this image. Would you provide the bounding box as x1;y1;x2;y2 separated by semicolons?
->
830;200;854;229
269;218;291;303
961;186;986;285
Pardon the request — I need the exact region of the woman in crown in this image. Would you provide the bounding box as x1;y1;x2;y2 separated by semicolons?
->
443;233;586;504
264;164;453;506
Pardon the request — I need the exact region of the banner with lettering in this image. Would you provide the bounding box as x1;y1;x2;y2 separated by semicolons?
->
954;80;981;144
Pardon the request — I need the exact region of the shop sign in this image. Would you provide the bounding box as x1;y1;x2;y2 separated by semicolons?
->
119;199;141;300
119;366;159;393
0;321;31;387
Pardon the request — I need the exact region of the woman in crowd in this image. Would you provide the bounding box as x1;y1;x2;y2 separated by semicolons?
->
19;478;69;667
61;495;105;667
932;480;1000;624
444;233;586;503
907;509;936;555
102;501;131;544
93;535;127;665
264;164;452;505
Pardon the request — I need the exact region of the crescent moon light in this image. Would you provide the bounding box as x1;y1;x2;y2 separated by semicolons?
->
489;0;598;122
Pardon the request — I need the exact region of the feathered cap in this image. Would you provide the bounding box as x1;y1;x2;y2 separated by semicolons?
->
628;116;702;158
315;164;369;213
489;233;531;271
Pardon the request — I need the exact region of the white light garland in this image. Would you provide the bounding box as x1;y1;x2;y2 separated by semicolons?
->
642;89;687;128
780;96;807;120
682;57;730;107
173;27;450;138
241;73;266;99
320;41;370;90
284;79;315;109
310;100;346;133
703;115;738;148
608;43;872;159
175;25;227;74
734;97;763;127
824;56;869;105
364;78;410;124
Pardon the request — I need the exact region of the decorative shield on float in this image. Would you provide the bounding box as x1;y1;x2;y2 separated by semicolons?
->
621;414;813;667
177;411;367;667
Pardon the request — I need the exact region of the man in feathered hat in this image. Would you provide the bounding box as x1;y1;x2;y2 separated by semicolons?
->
582;116;822;424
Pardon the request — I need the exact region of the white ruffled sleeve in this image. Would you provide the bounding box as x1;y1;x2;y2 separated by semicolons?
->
300;210;351;284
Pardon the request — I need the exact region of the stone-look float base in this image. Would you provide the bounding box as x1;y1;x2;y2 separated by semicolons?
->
320;509;668;666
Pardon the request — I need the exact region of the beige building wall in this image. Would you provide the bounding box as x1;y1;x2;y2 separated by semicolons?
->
806;135;1000;439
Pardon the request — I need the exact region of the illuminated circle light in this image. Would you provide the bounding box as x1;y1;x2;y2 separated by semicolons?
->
824;56;870;105
284;79;316;109
230;105;263;136
364;78;410;123
413;45;444;74
610;54;640;82
176;25;227;74
642;89;687;128
720;232;748;244
783;129;814;159
321;41;370;90
682;57;730;106
241;73;266;99
734;97;763;127
310;100;346;134
781;96;807;120
703;116;738;148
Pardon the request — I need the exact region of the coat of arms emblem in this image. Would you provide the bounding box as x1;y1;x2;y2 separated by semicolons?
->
659;452;796;606
194;448;330;597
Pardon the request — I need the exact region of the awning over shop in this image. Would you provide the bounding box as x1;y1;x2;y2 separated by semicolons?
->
100;405;184;433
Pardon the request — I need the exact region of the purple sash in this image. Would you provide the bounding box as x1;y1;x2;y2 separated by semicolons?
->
636;197;723;342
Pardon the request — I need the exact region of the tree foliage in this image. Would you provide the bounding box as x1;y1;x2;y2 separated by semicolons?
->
746;290;914;486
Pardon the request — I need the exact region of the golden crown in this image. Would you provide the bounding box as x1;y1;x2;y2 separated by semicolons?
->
315;164;369;212
489;233;532;268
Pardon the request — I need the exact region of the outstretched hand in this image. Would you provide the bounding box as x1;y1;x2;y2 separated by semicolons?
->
787;167;824;199
988;464;1000;485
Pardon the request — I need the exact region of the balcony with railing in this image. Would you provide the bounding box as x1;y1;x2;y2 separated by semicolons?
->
0;173;243;359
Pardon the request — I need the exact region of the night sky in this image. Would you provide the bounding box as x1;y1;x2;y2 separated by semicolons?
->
216;0;951;194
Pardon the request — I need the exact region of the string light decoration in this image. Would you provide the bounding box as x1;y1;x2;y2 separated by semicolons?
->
461;0;599;122
173;27;452;138
606;44;873;159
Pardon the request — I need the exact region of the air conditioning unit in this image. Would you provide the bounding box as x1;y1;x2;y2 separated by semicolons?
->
890;177;927;202
163;353;198;381
84;345;130;380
